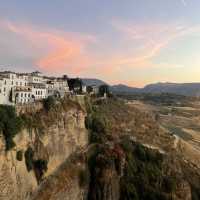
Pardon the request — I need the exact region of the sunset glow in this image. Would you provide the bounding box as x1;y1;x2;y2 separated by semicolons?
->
0;0;200;86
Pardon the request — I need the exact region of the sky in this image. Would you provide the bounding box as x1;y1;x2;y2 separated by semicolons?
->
0;0;200;87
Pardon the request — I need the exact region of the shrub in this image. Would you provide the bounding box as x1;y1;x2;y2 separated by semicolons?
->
16;150;23;161
120;136;134;153
120;178;139;200
89;131;105;144
79;168;89;188
98;84;110;97
0;105;23;150
90;114;107;134
135;144;147;161
85;116;92;130
86;112;108;144
43;96;56;111
162;177;176;193
25;147;34;171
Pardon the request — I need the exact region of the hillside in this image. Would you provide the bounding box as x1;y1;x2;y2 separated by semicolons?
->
111;84;140;94
85;98;200;200
143;83;200;96
82;78;108;86
0;96;200;200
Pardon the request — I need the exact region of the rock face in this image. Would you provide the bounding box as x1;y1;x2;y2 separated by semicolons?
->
174;180;192;200
87;145;125;200
89;166;120;200
0;98;199;200
31;151;88;200
0;102;88;200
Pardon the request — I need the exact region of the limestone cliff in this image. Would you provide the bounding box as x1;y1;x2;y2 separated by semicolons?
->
30;150;88;200
0;97;200;200
0;98;88;200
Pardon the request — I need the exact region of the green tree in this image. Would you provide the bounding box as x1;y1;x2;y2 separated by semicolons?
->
43;96;56;111
98;84;109;97
0;105;23;150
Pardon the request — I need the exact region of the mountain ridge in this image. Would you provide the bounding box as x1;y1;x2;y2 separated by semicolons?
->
82;78;200;96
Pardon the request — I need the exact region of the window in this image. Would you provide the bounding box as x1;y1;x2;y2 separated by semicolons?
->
0;89;1;93
4;88;6;92
25;93;27;98
20;82;22;86
4;80;6;85
11;81;13;85
16;82;18;86
21;93;23;97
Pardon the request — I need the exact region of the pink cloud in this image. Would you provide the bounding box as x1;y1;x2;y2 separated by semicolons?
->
1;20;96;75
1;19;200;87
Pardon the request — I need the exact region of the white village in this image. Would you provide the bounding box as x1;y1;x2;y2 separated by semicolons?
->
0;70;105;105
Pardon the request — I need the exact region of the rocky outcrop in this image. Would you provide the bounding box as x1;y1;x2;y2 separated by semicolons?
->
30;151;88;200
0;100;88;200
174;180;192;200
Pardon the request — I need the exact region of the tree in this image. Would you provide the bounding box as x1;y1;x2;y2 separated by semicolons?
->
67;78;83;93
43;96;56;111
98;84;109;97
86;86;93;94
0;105;23;150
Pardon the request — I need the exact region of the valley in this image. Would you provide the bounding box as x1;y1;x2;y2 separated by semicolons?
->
127;95;200;168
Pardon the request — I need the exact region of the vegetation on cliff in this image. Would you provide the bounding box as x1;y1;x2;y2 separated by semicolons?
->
85;97;200;200
24;145;48;183
0;105;23;150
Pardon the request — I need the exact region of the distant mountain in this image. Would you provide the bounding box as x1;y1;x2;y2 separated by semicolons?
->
112;82;200;97
111;84;140;94
81;78;108;86
81;78;200;97
143;82;200;96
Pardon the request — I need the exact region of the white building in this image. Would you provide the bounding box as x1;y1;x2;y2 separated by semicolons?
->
46;78;69;98
0;71;70;105
13;86;33;104
0;71;28;105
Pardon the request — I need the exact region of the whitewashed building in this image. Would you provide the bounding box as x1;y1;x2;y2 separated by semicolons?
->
0;71;70;105
13;86;33;104
46;78;69;98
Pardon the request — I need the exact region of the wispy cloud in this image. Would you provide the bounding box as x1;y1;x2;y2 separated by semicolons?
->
109;20;200;70
0;19;200;86
0;20;96;75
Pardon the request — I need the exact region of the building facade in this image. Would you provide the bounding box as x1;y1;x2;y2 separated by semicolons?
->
0;71;70;105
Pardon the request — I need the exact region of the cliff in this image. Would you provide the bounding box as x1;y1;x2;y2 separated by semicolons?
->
0;98;88;200
0;97;200;200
